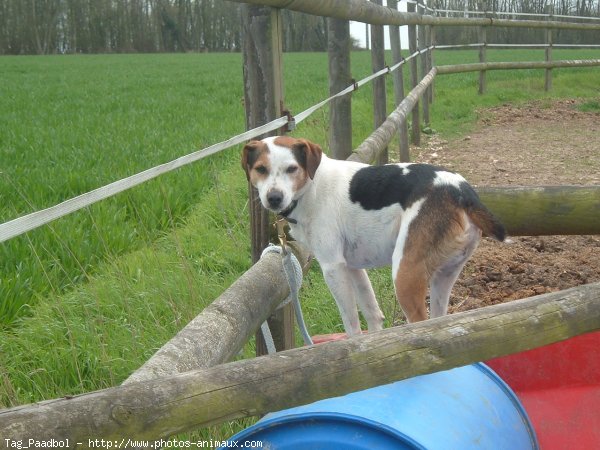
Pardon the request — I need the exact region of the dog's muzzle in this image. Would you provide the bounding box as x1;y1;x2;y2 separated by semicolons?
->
266;189;284;211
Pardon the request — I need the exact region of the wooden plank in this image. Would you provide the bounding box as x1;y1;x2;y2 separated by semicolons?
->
2;283;599;444
327;18;353;160
476;186;600;236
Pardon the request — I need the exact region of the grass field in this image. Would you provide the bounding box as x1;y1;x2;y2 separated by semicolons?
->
1;48;599;442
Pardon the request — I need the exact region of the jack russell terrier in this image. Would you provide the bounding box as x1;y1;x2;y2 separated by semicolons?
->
242;136;505;335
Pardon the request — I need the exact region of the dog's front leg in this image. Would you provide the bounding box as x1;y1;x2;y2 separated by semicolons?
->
348;268;384;332
322;263;362;336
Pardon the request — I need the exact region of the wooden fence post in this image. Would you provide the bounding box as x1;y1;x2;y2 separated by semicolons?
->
388;0;410;162
241;5;295;355
478;2;488;95
545;5;554;91
429;24;436;104
418;0;430;125
328;18;353;160
426;24;434;105
407;0;421;146
370;0;388;164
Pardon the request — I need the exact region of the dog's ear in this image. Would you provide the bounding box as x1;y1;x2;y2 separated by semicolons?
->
293;139;323;180
241;141;261;181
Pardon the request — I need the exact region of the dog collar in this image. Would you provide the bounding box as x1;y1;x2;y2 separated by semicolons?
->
278;200;298;224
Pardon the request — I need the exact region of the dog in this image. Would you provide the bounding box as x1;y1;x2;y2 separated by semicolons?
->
242;136;505;335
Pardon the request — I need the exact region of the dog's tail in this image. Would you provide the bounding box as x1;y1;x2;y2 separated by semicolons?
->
460;186;506;242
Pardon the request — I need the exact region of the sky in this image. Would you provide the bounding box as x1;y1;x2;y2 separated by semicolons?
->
348;1;409;49
349;21;410;50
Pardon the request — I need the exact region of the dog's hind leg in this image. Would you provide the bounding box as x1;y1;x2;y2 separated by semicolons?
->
429;225;481;317
349;268;384;332
393;259;429;323
392;199;429;323
322;264;362;336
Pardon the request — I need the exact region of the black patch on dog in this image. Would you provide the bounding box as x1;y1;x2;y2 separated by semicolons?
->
349;164;443;210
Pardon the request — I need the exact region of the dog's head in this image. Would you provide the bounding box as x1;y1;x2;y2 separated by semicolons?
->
242;136;322;213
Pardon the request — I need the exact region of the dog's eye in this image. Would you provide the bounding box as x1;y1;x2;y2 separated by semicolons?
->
255;165;268;175
286;165;299;174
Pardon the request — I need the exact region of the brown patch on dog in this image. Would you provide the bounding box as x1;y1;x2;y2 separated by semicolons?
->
394;259;429;322
242;140;270;182
273;135;300;148
466;205;505;241
396;193;477;322
268;136;323;180
277;138;322;180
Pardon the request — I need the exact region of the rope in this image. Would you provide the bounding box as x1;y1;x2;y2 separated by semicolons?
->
260;244;312;354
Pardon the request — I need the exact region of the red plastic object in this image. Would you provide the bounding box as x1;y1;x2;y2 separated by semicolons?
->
313;330;600;449
311;332;353;344
486;331;600;450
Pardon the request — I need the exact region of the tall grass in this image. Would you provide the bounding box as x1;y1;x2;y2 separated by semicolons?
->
1;54;246;325
1;49;599;442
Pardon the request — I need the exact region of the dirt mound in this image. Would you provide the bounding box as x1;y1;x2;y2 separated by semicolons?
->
414;99;600;311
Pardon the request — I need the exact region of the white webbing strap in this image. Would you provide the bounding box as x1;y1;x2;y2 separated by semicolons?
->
260;244;312;354
0;116;287;243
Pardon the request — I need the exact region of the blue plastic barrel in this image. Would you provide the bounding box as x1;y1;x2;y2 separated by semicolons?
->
222;363;538;449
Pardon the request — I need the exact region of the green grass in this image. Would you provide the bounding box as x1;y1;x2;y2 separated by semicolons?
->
1;49;599;443
0;53;249;325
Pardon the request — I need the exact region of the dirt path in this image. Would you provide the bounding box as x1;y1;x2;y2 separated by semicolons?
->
413;99;600;312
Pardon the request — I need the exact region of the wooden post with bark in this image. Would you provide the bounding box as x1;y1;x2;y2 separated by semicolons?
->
370;0;388;164
478;1;488;95
417;0;430;125
388;0;410;162
328;18;353;160
545;5;554;91
407;0;421;146
241;5;295;355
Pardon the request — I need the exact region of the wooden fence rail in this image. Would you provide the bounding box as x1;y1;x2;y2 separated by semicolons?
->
2;283;599;445
125;243;311;384
349;67;438;164
438;59;600;74
229;0;600;30
477;186;600;236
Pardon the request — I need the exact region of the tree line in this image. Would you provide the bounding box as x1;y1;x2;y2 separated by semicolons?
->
432;0;600;45
0;0;332;54
1;0;598;55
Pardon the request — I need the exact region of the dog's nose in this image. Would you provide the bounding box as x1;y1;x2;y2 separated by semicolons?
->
267;190;284;209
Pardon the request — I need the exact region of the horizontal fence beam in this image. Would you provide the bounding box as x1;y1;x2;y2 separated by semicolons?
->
125;242;312;384
2;283;599;444
349;67;438;164
476;186;600;236
437;59;600;74
228;0;600;30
